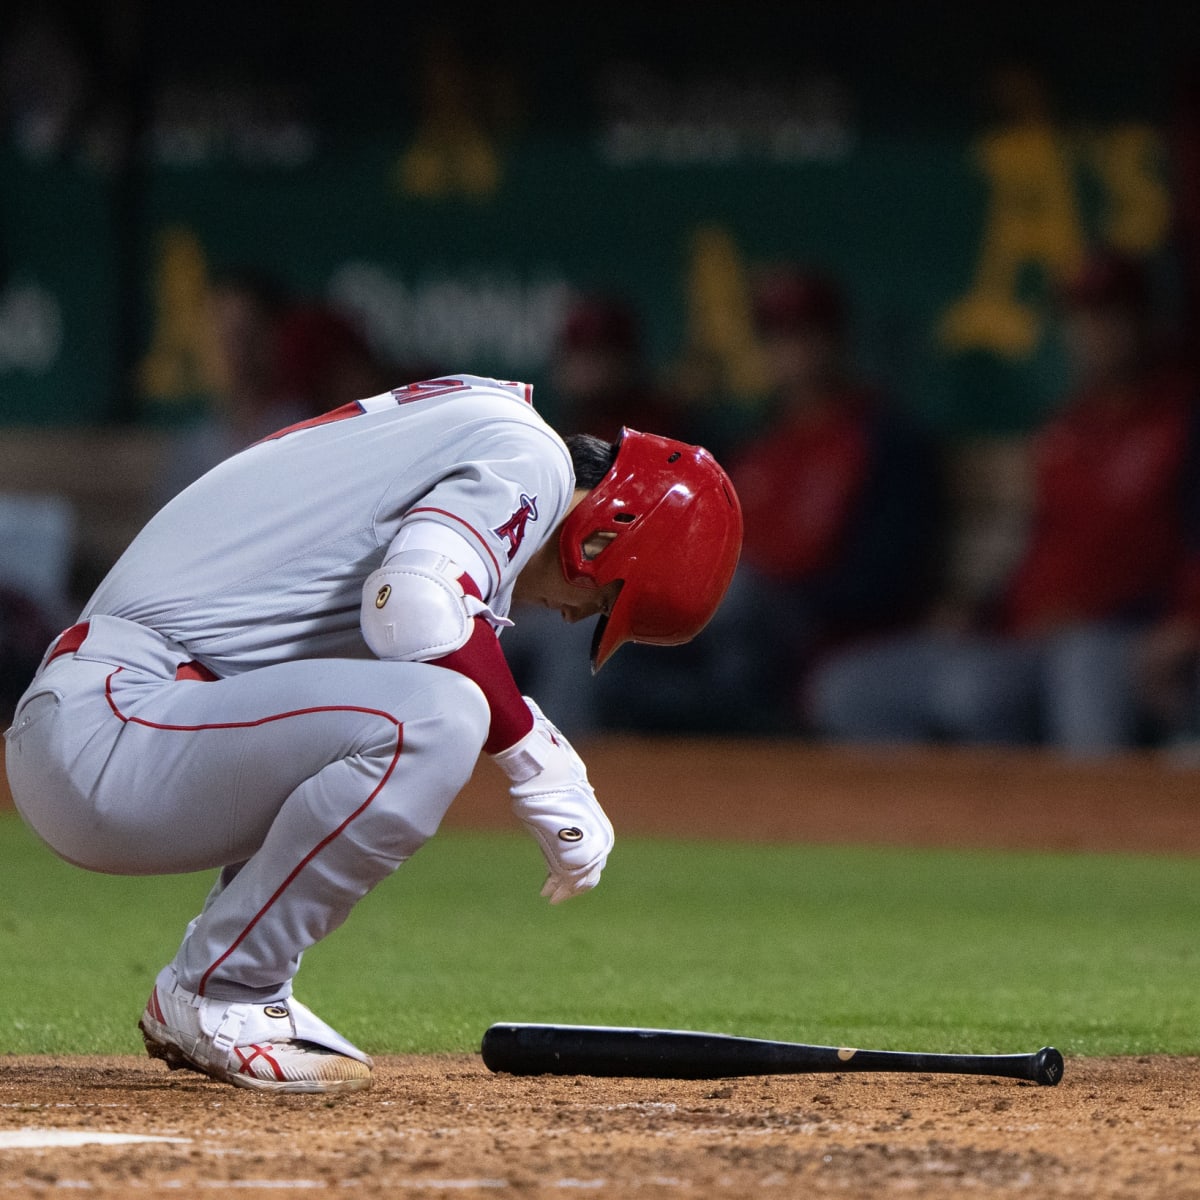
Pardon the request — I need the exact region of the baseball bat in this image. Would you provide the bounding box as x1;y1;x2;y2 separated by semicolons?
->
481;1023;1064;1086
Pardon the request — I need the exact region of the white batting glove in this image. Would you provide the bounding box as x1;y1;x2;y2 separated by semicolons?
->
490;698;614;904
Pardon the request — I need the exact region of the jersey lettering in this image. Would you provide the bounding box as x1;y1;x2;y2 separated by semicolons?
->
258;379;473;443
391;378;469;403
492;493;538;561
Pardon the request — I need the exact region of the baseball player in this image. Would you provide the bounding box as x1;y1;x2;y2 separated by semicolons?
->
4;375;742;1095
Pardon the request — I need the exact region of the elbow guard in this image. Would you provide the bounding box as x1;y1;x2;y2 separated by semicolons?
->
361;551;509;662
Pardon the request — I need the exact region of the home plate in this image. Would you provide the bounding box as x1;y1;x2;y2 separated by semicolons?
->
0;1129;191;1149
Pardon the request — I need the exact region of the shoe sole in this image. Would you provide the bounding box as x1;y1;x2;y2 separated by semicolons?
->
138;1018;372;1095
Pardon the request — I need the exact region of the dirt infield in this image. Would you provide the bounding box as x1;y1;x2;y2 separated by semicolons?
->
1;1054;1198;1198
3;737;1199;1196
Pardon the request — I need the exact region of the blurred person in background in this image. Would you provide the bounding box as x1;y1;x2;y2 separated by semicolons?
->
157;272;296;504
1170;59;1200;365
505;294;679;733
0;587;60;720
157;277;394;506
273;303;393;416
549;293;685;441
158;271;289;500
0;492;77;719
813;250;1200;755
595;267;943;734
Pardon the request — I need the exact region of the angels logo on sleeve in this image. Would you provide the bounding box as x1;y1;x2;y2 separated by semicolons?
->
492;494;539;562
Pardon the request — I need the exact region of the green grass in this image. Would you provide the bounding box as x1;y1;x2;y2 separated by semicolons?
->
0;813;1196;1058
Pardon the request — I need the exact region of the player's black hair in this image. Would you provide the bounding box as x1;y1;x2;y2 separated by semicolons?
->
566;433;619;490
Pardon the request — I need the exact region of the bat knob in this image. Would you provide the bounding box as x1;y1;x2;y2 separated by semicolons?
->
1033;1047;1064;1086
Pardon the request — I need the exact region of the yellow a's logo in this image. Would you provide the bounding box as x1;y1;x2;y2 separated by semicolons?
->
940;111;1167;360
680;225;769;406
138;227;222;405
395;32;507;199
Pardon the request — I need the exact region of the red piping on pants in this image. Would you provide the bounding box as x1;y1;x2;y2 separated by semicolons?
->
103;668;404;996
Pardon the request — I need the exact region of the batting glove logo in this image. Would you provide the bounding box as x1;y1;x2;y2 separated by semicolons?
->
557;827;584;843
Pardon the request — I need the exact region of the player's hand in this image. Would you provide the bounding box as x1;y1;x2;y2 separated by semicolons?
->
490;698;614;904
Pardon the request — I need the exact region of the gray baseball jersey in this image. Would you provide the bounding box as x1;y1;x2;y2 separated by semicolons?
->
5;375;575;1004
84;375;574;675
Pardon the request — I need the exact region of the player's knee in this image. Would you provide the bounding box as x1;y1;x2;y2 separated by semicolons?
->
406;669;490;775
365;671;488;845
439;671;491;752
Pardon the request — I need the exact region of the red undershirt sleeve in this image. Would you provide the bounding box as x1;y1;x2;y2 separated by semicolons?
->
431;575;534;754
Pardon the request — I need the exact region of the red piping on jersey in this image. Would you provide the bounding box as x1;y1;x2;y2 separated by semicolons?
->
255;400;366;443
408;506;502;581
103;668;404;997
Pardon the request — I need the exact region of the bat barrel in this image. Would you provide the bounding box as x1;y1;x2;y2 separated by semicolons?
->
482;1023;795;1079
481;1024;1064;1087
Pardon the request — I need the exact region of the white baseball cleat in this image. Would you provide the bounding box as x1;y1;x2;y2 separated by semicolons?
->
138;965;372;1094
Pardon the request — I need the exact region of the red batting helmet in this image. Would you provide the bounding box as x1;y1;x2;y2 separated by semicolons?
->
559;428;744;671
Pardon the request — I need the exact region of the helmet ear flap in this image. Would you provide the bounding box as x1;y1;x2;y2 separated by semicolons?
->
589;616;608;675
